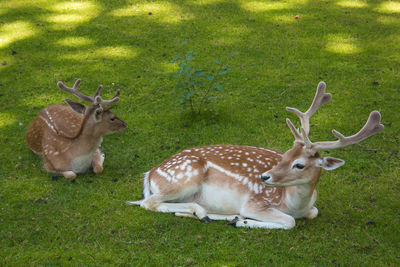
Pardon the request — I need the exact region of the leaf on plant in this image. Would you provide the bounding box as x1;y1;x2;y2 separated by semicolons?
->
171;74;179;78
214;59;221;64
206;75;214;81
176;83;186;89
214;84;224;91
175;97;186;104
185;91;195;100
218;70;229;75
178;62;185;68
195;81;204;87
181;40;188;45
195;71;204;77
186;55;194;61
223;64;232;68
183;65;191;74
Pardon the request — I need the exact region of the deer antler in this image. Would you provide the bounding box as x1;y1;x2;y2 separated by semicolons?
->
286;82;384;153
57;79;120;108
98;89;120;107
286;82;332;144
307;111;384;153
57;79;95;103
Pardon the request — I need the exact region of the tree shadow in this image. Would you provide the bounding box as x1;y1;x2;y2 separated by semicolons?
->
0;0;398;171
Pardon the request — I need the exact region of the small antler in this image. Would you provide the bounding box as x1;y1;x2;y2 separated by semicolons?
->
57;79;120;108
308;111;384;153
286;81;332;141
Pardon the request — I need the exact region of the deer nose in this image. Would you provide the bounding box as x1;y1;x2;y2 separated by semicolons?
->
261;173;271;182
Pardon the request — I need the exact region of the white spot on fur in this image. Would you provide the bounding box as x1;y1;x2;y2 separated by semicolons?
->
156;168;172;182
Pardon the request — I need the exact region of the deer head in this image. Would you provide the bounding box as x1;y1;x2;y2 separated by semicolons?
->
57;79;127;138
261;82;384;186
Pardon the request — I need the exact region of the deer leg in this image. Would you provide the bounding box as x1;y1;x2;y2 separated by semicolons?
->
237;204;296;229
157;203;209;222
174;213;244;222
44;159;76;179
305;206;318;219
92;148;104;174
62;171;77;179
208;214;244;221
235;218;290;229
141;194;209;221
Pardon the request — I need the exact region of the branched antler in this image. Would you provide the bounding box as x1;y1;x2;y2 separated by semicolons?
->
308;111;384;153
286;82;383;153
57;79;120;108
286;82;332;143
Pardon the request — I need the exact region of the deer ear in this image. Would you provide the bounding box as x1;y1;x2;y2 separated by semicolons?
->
65;99;86;114
316;157;345;170
94;107;103;122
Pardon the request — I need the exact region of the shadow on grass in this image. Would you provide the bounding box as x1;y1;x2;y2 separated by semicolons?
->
0;0;398;173
0;0;397;184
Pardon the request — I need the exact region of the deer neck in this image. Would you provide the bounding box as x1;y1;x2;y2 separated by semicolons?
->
283;181;318;218
72;118;104;152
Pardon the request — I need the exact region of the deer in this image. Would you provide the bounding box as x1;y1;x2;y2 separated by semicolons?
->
127;82;384;229
26;79;127;179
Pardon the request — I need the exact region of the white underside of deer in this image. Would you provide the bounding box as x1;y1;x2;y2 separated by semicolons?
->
127;82;383;229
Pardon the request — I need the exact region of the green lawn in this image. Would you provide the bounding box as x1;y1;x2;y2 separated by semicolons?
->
1;0;399;265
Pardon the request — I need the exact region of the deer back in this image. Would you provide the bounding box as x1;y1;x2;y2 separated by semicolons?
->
26;104;84;154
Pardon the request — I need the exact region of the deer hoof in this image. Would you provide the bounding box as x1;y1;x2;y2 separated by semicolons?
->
62;171;77;179
227;216;240;226
200;216;212;223
93;165;103;174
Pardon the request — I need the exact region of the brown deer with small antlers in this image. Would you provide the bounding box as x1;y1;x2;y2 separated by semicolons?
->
127;82;383;229
26;79;126;179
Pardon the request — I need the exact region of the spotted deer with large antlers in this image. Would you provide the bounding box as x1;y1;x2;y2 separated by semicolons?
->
127;82;383;229
26;79;126;179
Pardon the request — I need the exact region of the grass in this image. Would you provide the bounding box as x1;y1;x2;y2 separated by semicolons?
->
0;0;399;265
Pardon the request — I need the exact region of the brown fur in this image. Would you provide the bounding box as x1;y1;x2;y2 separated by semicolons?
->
26;80;126;178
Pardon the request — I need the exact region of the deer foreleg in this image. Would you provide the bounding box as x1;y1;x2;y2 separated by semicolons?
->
62;171;77;179
238;204;295;229
207;214;244;221
235;219;290;229
92;148;104;174
174;213;244;222
305;206;318;219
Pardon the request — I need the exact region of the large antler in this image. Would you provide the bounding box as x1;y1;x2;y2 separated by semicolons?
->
286;81;384;153
306;111;384;153
57;79;120;108
286;81;332;144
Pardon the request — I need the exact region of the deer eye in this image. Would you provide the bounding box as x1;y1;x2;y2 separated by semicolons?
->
110;117;115;121
293;163;305;169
